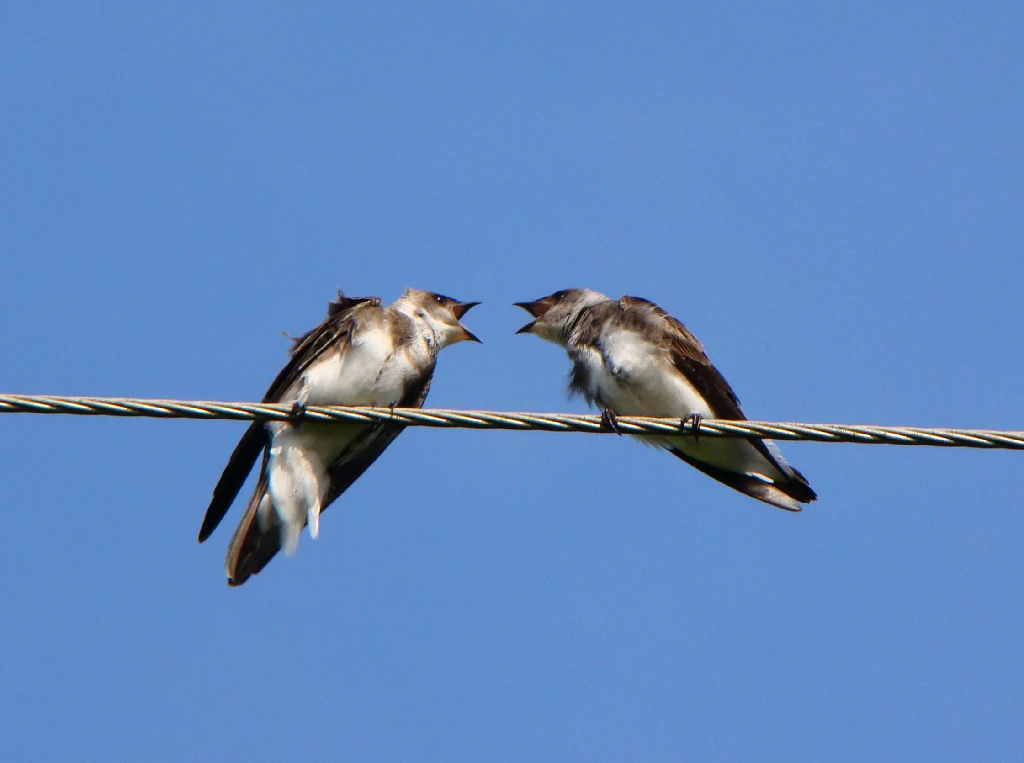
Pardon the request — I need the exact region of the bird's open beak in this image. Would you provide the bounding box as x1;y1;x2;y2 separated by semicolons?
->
452;301;480;320
456;326;482;343
513;299;553;318
513;298;553;335
451;301;481;343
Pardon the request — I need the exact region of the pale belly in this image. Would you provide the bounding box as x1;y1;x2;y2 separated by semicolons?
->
263;327;427;548
270;328;420;463
587;349;785;482
300;327;412;408
587;355;712;420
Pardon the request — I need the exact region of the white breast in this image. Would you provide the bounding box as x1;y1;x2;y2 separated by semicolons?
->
300;326;410;407
589;329;712;419
582;328;783;480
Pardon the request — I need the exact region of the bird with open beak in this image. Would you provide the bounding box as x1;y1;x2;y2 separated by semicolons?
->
515;289;816;512
199;287;480;585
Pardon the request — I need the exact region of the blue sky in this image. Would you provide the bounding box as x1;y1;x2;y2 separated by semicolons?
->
2;2;1023;760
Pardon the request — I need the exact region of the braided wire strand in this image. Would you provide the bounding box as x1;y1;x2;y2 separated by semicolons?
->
1;393;1023;450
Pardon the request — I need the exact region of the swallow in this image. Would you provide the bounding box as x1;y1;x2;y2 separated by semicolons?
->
516;289;815;511
199;288;480;585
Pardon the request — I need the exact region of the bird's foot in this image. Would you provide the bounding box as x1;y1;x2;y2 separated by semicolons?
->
290;379;311;428
681;413;702;443
290;399;308;428
601;407;622;435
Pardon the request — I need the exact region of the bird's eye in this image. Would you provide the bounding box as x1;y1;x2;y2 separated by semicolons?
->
433;294;445;304
554;290;567;299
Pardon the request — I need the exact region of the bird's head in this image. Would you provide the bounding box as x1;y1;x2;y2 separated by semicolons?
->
398;288;481;349
514;289;607;345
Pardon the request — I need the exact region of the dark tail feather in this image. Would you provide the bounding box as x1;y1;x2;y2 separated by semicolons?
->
778;464;817;504
224;472;282;586
668;447;816;512
198;422;267;543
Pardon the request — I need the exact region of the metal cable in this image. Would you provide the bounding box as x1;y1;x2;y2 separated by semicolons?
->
1;393;1022;450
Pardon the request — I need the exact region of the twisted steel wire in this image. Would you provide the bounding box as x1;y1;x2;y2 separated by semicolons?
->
1;393;1023;450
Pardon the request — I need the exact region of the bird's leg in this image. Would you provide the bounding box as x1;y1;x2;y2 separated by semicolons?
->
681;412;702;443
600;407;622;435
290;379;310;428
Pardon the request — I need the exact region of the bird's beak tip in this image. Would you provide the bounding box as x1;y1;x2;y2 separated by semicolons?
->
514;299;551;319
452;301;480;319
456;325;482;343
515;321;536;335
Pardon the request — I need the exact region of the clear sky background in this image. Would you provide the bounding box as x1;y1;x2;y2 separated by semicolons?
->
2;3;1022;760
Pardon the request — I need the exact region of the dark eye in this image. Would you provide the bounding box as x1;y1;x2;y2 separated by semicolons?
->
553;290;568;299
433;295;445;304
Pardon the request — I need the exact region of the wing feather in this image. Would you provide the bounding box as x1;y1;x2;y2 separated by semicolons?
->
616;296;797;481
198;292;379;543
617;296;743;416
223;355;435;586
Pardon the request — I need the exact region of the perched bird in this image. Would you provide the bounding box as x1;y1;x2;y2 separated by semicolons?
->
199;288;480;585
515;289;816;511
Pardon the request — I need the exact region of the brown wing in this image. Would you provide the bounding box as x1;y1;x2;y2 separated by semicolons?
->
197;422;265;542
225;358;436;587
262;292;382;406
198;292;380;543
618;296;745;420
618;295;800;480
